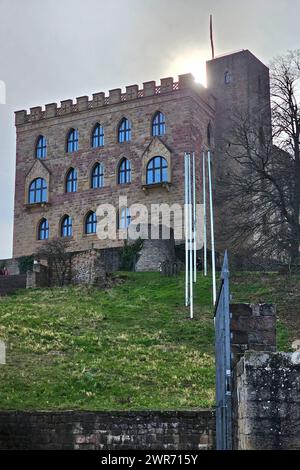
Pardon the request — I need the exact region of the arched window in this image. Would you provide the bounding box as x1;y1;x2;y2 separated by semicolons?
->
66;168;77;193
118;158;131;184
28;178;47;204
66;128;79;153
61;215;72;238
36;135;47;159
91;163;104;189
38;218;49;240
118;207;131;229
85;211;97;234
91;123;104;148
152;112;166;136
146;156;168;184
118;118;131;143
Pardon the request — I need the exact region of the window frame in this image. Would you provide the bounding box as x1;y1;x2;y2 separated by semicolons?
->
66;128;79;153
38;218;49;240
146;156;168;185
61;215;73;238
36;135;47;159
85;211;97;234
91;163;104;189
66;168;78;193
152;112;166;137
118;118;131;143
28;177;47;204
91;123;104;148
118;158;131;184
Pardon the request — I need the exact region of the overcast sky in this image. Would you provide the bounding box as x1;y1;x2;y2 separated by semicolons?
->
0;0;299;259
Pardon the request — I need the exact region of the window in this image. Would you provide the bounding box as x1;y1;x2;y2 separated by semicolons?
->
36;135;47;159
118;207;131;229
91;123;104;148
38;218;49;240
118;118;131;143
61;215;72;237
152;112;166;136
85;211;97;234
28;178;47;204
91;163;104;189
66;168;77;193
66;128;79;153
146;156;168;184
118;158;131;184
224;71;231;84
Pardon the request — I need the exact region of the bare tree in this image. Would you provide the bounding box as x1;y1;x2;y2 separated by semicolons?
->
36;238;71;286
218;50;300;270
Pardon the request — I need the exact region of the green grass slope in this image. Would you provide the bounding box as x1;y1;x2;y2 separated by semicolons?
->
0;271;298;410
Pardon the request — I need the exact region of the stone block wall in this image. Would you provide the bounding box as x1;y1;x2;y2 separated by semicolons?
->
234;352;300;450
0;410;215;450
71;249;107;287
230;303;276;366
26;263;49;288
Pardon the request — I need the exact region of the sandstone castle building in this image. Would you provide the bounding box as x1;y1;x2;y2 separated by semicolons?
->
12;50;271;266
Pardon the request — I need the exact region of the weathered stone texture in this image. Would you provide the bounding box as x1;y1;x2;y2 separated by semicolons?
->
235;352;300;450
230;303;276;366
0;410;215;450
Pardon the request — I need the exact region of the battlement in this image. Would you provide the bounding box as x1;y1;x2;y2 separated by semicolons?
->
15;73;210;126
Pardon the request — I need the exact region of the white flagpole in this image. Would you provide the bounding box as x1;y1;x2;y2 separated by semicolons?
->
188;154;193;319
192;152;197;283
203;151;207;276
207;150;216;304
184;153;189;306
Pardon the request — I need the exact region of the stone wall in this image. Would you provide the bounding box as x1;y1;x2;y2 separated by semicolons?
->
0;410;215;450
71;249;107;287
230;303;276;366
26;262;49;288
234;352;300;450
0;274;26;296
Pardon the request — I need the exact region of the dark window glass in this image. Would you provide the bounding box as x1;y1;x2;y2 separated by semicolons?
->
152;112;166;136
66;168;77;193
38;218;49;240
118;158;131;184
85;211;97;234
36;135;47;159
61;215;72;237
146;156;168;184
118;208;131;229
92;123;104;148
91;163;104;189
118;118;131;143
67;128;79;153
28;178;47;204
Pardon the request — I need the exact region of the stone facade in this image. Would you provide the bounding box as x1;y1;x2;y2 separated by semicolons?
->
13;74;214;258
12;50;271;262
0;410;215;450
234;352;300;450
230;303;276;366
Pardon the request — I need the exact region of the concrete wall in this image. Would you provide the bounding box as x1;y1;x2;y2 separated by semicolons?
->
234;352;300;450
0;410;215;450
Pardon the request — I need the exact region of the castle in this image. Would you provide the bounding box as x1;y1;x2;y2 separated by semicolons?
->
12;49;271;269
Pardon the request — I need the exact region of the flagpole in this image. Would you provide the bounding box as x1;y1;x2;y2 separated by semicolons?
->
192;152;197;283
207;150;216;304
203;151;207;276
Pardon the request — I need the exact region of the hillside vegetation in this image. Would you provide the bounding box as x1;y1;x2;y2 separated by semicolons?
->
0;271;298;410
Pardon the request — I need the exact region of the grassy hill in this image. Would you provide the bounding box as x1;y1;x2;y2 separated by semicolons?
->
0;271;298;410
